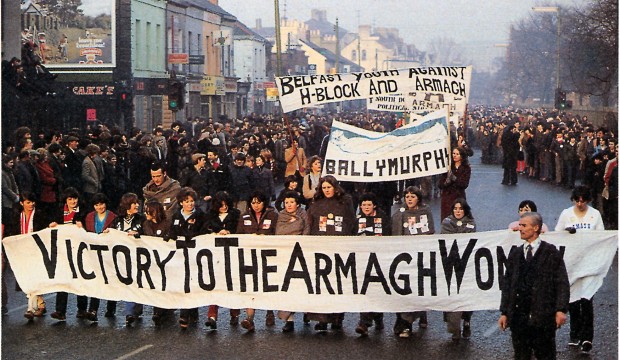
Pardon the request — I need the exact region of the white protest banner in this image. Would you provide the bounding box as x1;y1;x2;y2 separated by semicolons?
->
275;66;472;113
323;108;451;182
3;225;616;312
366;91;464;115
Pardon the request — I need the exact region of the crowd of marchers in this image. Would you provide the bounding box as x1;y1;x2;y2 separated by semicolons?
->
1;106;615;354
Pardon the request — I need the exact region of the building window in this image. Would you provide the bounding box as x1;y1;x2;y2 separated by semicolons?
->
351;50;357;61
362;50;367;61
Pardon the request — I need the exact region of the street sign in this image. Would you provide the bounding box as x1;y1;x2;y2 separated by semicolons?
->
168;53;189;64
308;64;317;75
189;55;205;64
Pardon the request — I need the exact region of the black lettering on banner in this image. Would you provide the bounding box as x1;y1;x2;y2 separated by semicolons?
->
400;156;410;174
32;230;58;279
422;151;432;171
112;245;132;285
559;245;566;258
77;242;95;280
351;161;361;177
182;247;191;293
239;248;259;292
136;247;155;289
261;250;279;292
279;77;295;96
434;148;447;169
196;249;215;291
215;237;239;291
335;253;358;294
496;245;517;290
154;250;175;291
376;159;386;176
417;252;437;296
315;253;335;295
325;159;336;175
65;239;78;279
281;242;313;293
90;244;110;284
474;247;494;290
363;161;373;176
387;158;398;176
300;88;311;105
438;239;476;295
360;253;391;295
390;253;413;295
412;154;422;172
338;160;348;176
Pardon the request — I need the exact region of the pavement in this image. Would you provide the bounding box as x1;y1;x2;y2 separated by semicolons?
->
1;152;617;359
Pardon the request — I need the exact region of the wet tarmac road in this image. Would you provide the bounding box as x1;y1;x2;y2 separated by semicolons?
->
2;154;617;359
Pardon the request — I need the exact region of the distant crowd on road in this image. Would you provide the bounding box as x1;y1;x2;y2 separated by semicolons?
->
1;106;615;354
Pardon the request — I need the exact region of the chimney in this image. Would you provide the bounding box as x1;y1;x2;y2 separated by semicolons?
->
208;0;218;5
359;25;371;39
256;18;262;29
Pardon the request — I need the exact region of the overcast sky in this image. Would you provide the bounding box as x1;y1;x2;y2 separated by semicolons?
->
219;0;588;69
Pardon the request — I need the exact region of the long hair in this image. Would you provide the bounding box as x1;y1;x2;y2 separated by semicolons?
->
210;191;233;216
452;146;470;167
307;155;322;174
452;198;473;219
145;199;166;224
118;192;139;216
314;175;346;201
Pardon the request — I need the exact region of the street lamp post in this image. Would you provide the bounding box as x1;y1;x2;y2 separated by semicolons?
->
532;6;561;106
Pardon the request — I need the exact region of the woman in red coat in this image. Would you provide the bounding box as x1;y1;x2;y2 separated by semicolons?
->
438;147;471;220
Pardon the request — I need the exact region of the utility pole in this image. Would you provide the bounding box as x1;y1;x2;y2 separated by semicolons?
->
274;0;282;77
357;11;361;70
334;17;339;74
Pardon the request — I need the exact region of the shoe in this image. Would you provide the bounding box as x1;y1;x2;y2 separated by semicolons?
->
50;312;66;321
399;328;411;338
33;308;47;317
2;306;8;315
76;310;87;319
375;319;384;330
314;322;328;332
205;317;217;330
282;321;294;333
419;318;428;329
331;322;342;331
152;314;161;326
568;339;581;347
452;333;461;342
355;323;369;336
462;321;471;339
265;311;275;327
241;319;255;332
104;310;115;318
179;317;189;329
125;315;135;325
86;311;98;322
501;181;509;185
581;341;592;353
303;313;310;324
24;311;35;320
229;315;239;326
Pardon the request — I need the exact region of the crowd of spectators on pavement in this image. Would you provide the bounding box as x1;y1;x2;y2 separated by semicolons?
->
0;105;616;350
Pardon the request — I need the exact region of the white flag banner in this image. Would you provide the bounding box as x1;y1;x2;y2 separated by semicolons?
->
323;109;451;182
366;91;465;116
275;66;472;113
3;225;616;312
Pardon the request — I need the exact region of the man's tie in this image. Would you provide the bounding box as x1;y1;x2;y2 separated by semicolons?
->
526;244;533;262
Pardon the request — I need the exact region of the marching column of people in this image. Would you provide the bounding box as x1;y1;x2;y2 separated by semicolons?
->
0;108;615;357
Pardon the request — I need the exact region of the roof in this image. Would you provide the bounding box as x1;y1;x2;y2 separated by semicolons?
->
183;0;237;21
299;39;361;71
233;20;268;43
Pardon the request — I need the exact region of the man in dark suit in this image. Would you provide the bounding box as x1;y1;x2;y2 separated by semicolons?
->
498;212;570;360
